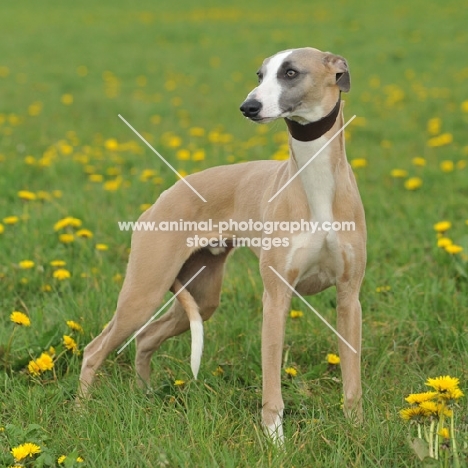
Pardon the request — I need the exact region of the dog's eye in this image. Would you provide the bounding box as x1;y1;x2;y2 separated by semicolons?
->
256;72;263;83
285;69;298;78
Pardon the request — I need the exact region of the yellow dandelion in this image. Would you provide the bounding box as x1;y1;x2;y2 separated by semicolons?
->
47;346;56;357
427;117;441;136
42;284;52;292
54;216;82;231
192;149;205;161
59;233;75;244
174;379;185;386
351;116;367;126
427;133;453;147
50;260;66;267
58;455;67;464
63;335;79;354
212;366;224;377
3;216;20;225
176;149;190;160
376;285;391;293
36;191;51;201
461;100;468;113
439;427;450;439
113;273;123;283
412;157;426;167
290;310;303;319
76;229;93;238
104;138;119;151
440;160;454;172
27;353;54;376
11;442;41;462
106;167;121;176
36;352;54;372
438;387;464;400
140;169;158;182
445;244;463;255
285;367;297;377
150;115;161;125
28;359;41;376
437;237;453;248
426;375;459;392
24;155;36;165
140;203;152;211
327;354;340;365
350;158;367;169
19;260;35;269
419;400;453;418
89;174;103;182
66;320;84;333
96;243;109;251
53;268;71;280
404;391;438;405
18;190;37;201
399;406;427;421
0;223;4;234
10;311;31;326
404;177;423;190
433;221;451;233
103;177;122;191
61;93;73;105
390;169;408;178
189;127;205;137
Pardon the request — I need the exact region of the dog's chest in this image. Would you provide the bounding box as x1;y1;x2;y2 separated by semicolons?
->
286;229;340;286
291;138;335;224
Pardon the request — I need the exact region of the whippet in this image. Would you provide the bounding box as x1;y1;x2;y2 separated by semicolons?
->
78;47;366;444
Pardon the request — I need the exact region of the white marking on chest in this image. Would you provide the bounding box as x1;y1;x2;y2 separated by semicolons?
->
249;50;292;117
285;138;337;274
292;136;336;224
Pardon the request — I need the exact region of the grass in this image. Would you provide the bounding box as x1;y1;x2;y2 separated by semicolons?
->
1;0;467;466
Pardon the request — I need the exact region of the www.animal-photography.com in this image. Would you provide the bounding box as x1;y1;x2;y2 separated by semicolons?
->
1;1;467;467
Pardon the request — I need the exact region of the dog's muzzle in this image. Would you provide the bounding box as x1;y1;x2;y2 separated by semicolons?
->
240;99;262;119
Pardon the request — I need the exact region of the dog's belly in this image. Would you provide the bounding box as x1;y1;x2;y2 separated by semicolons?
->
295;272;334;296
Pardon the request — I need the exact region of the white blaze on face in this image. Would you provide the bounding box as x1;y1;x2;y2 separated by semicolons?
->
248;50;292;119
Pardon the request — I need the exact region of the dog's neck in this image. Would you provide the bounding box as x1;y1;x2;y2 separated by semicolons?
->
284;93;341;142
287;100;347;224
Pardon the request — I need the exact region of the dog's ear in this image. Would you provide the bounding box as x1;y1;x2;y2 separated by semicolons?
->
323;53;351;92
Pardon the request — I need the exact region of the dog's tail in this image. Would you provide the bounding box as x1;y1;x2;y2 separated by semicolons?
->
172;279;203;380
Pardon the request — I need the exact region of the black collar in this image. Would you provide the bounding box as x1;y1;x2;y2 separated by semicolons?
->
284;93;342;142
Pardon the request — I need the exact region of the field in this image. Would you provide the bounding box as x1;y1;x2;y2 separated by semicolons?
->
1;0;467;466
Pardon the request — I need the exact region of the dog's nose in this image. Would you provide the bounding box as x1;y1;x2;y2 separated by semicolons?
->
240;99;262;118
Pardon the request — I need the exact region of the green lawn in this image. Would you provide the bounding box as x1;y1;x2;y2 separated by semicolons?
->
1;1;467;466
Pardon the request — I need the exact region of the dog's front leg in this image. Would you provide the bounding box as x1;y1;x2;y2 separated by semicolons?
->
260;272;294;445
336;285;363;423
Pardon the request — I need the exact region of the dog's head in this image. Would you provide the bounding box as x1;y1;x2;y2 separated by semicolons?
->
240;47;350;124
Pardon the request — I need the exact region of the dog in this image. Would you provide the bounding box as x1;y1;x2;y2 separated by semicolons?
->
78;47;366;445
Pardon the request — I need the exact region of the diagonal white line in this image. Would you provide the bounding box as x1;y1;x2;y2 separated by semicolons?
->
118;114;207;203
268;115;356;203
117;266;206;354
268;266;357;354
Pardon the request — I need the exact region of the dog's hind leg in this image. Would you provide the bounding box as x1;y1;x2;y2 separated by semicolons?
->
135;247;230;387
78;232;191;398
